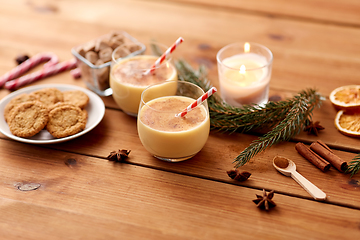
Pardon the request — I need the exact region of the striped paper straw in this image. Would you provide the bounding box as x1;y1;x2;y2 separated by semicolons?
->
176;87;217;117
4;59;77;90
0;52;59;87
144;37;184;75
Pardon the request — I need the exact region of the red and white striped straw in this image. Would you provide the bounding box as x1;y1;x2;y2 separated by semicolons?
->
176;87;217;117
144;37;184;75
0;52;59;87
4;59;77;90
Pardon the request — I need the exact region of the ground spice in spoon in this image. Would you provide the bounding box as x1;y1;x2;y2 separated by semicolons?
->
274;156;289;169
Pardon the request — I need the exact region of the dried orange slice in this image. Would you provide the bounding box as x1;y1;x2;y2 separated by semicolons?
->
334;110;360;137
329;85;360;110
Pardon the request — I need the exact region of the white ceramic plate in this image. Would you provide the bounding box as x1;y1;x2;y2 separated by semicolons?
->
0;84;105;144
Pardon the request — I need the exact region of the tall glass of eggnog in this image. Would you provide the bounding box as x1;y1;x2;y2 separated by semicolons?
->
110;42;177;116
138;81;210;162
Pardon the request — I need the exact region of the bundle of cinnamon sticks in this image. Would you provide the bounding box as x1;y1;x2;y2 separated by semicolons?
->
295;140;348;172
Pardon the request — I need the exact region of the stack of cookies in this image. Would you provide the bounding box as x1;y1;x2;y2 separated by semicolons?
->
4;88;89;139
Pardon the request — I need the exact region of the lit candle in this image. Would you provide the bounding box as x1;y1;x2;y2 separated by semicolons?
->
217;42;273;107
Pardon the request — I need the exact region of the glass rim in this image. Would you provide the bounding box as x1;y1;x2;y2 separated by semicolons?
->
216;42;273;71
111;41;173;68
111;38;147;64
111;56;176;75
140;80;207;114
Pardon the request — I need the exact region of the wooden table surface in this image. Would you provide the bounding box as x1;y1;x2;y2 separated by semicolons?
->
1;0;360;239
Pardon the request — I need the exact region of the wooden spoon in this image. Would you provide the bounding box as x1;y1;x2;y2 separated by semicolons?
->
273;156;327;201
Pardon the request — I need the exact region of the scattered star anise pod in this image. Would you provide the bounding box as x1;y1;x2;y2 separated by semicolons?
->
107;149;131;162
253;189;276;211
226;169;251;181
304;121;324;136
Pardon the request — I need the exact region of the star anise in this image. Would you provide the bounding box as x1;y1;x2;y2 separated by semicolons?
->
253;189;276;211
107;149;131;162
226;169;251;181
15;54;30;65
304;121;324;136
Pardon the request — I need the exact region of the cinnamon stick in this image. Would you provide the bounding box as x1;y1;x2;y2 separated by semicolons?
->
310;140;348;172
295;142;331;172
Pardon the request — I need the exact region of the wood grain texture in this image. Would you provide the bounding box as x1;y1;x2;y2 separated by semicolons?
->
1;107;358;207
164;0;360;26
0;140;359;240
1;0;360;96
1;0;360;239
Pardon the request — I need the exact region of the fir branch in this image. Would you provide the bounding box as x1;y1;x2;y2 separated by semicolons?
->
175;59;323;167
346;154;360;177
233;90;321;167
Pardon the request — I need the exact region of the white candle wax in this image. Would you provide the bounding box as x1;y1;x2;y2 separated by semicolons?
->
219;53;271;106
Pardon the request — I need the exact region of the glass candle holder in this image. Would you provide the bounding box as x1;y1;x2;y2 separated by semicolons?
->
217;42;273;107
110;42;177;116
137;81;210;162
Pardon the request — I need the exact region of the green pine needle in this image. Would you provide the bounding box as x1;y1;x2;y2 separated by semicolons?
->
346;154;360;177
233;89;321;167
175;59;323;168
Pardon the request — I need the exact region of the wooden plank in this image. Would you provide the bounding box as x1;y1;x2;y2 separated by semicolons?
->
1;0;360;204
0;0;358;209
164;0;360;26
1;0;360;141
0;1;359;239
0;139;359;239
1;107;357;207
0;198;187;240
1;0;360;97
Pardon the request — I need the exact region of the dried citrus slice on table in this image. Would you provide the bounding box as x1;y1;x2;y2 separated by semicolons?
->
334;110;360;137
329;85;360;110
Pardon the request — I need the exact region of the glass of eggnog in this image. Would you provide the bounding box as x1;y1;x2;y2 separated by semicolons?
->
137;81;210;162
110;42;177;116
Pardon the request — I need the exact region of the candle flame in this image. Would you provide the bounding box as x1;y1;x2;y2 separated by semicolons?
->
239;65;246;74
244;42;250;53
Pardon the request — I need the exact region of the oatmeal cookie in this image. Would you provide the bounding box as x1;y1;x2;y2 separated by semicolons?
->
62;90;89;109
48;102;74;112
4;93;39;122
8;101;49;138
82;109;88;120
49;102;88;119
30;88;63;106
46;105;87;138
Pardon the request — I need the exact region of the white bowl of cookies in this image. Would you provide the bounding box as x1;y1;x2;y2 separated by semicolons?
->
0;84;105;144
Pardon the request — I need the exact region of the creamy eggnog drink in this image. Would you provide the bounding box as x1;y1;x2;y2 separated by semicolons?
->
137;81;210;162
110;55;177;116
